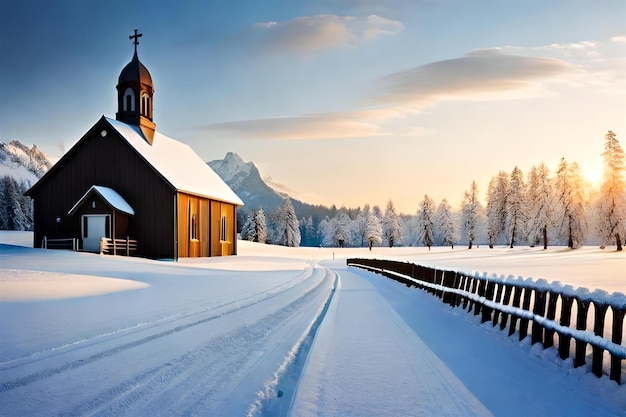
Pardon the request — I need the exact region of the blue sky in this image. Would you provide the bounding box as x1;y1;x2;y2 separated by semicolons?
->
1;0;625;213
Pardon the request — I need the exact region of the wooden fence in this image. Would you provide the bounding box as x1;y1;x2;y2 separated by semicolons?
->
42;237;78;251
100;237;137;256
347;258;626;385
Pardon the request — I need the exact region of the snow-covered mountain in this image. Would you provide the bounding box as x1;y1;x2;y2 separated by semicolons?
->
207;152;292;212
0;141;54;230
0;140;54;188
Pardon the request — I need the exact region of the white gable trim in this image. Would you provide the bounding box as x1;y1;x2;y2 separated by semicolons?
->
68;185;135;216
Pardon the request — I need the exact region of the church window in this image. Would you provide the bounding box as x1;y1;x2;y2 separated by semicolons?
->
141;92;150;118
221;214;227;242
189;199;199;241
123;88;135;111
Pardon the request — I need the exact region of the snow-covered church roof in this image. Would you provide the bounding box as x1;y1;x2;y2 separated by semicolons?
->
105;117;243;206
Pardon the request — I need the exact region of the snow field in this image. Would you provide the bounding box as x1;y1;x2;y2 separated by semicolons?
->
2;233;626;415
0;245;336;416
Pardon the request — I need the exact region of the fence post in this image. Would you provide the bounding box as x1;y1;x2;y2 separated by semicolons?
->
126;236;130;256
492;283;504;327
462;276;472;310
610;307;625;384
509;285;523;337
543;291;558;348
591;302;608;378
532;290;547;345
481;280;496;323
500;284;514;331
42;236;47;249
574;298;590;368
519;288;532;341
474;278;486;316
558;295;574;360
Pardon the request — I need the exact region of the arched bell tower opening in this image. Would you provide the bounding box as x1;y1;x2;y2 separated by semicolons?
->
115;29;156;144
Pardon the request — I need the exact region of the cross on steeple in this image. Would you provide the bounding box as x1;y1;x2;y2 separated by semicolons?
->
129;29;142;54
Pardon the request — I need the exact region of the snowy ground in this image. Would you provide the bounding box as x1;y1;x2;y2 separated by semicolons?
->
1;231;625;416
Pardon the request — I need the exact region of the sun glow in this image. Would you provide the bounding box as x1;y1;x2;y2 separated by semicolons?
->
582;168;603;187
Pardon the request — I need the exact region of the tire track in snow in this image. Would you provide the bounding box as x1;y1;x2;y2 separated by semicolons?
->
0;267;321;395
246;269;339;417
0;267;312;370
57;269;334;417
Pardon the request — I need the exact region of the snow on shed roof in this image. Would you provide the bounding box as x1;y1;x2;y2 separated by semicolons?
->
69;185;135;216
105;117;243;206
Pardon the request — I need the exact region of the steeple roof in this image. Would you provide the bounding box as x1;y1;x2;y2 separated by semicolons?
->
118;51;153;87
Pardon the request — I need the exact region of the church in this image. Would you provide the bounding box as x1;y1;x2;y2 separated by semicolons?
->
25;31;243;259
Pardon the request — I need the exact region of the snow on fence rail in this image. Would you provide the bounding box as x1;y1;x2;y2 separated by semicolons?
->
346;258;626;385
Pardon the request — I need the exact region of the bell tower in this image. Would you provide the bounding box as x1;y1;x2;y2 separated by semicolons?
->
116;29;156;144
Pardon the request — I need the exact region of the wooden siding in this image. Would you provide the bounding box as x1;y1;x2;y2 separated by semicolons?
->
177;193;210;258
28;118;176;258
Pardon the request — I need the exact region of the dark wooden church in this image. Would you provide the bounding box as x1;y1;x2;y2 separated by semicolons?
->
25;31;243;259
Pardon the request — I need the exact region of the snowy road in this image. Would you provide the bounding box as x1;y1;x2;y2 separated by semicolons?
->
292;264;491;416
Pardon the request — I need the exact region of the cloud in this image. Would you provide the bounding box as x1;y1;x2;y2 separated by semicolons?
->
254;14;403;53
202;112;385;140
376;49;574;107
611;35;626;43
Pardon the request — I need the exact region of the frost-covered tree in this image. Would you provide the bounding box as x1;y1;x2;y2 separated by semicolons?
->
416;194;435;250
554;158;587;248
0;176;29;231
486;171;508;248
365;212;382;250
319;216;336;247
526;163;553;249
276;198;300;247
506;166;527;248
434;198;459;248
461;181;482;249
354;205;370;247
240;211;256;241
254;208;267;244
334;212;352;248
299;215;315;246
383;200;402;247
597;130;626;250
240;208;267;243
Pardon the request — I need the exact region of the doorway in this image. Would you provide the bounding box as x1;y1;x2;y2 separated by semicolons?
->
82;215;110;252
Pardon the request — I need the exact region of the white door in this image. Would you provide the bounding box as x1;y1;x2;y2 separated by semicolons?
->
82;215;108;252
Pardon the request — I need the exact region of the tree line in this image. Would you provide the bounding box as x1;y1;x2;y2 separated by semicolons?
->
241;131;625;250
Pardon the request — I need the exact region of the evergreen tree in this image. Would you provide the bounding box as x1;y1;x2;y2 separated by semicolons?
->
416;194;435;250
461;181;482;249
506;166;527;248
276;198;300;247
486;171;508;248
526;163;553;249
240;211;256;241
597;130;626;250
299;215;315;246
554;158;587;248
319;216;336;247
434;198;459;249
0;176;27;231
254;208;267;244
382;200;402;247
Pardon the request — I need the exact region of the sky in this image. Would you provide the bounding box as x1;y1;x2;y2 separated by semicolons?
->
1;0;625;214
